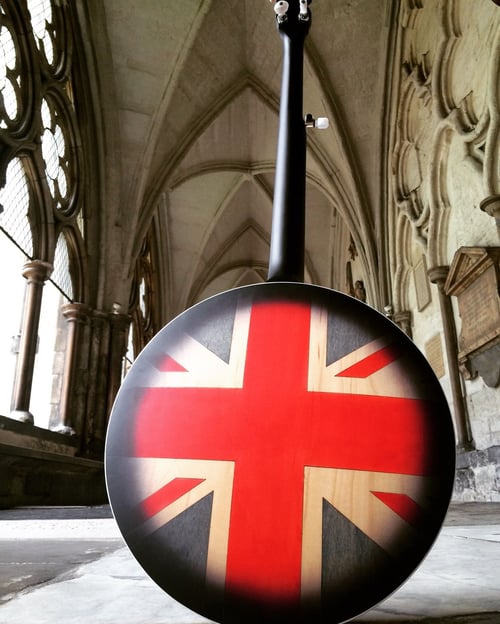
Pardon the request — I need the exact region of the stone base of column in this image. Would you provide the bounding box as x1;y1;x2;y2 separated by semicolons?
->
52;424;77;436
10;410;34;424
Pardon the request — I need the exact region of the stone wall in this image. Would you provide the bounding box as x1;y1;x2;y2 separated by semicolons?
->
389;0;500;500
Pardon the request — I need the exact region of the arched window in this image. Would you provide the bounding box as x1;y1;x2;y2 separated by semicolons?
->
0;0;83;429
128;234;156;366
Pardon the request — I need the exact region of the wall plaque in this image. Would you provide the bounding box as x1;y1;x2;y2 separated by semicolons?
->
425;334;445;379
444;247;500;387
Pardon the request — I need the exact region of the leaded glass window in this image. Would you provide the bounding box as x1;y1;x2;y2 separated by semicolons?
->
0;18;18;127
0;157;33;257
27;0;55;65
51;232;73;301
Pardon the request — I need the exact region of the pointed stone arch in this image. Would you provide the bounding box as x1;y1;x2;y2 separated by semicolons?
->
186;217;271;310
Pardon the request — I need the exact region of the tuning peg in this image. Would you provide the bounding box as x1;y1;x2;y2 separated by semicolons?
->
273;1;289;22
304;114;329;130
299;0;310;20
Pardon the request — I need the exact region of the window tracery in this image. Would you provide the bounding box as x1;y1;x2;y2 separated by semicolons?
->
0;19;18;128
0;5;35;139
27;0;56;66
40;93;78;215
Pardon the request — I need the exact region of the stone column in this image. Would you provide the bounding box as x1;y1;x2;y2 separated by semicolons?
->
10;260;53;424
74;308;130;458
107;311;131;417
82;310;110;456
52;303;89;435
428;265;474;450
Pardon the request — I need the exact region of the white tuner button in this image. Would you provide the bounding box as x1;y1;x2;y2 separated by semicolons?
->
315;117;329;130
274;1;289;17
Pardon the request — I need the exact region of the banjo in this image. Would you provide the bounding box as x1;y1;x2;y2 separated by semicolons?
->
105;2;455;623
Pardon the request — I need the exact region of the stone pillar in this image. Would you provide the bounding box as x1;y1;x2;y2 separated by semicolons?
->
52;303;90;435
72;308;130;458
10;260;53;424
428;265;474;450
480;194;500;239
82;311;110;456
107;312;131;416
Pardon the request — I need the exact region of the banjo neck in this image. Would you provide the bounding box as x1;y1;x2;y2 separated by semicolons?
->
267;0;312;283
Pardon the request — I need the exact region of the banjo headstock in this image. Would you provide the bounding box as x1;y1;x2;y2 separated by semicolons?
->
270;0;312;38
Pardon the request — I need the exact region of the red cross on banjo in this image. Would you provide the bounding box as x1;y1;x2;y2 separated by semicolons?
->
105;3;456;623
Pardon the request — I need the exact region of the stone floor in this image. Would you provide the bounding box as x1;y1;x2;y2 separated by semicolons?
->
0;503;499;623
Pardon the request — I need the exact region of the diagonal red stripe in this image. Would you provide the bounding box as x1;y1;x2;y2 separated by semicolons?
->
336;344;402;378
141;477;205;517
159;356;188;372
371;491;426;527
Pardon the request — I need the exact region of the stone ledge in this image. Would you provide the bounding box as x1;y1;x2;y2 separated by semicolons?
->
0;414;79;456
0;443;103;471
0;436;106;509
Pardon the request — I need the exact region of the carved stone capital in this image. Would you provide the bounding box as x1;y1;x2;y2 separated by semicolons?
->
393;310;413;337
480;195;500;238
427;265;449;288
21;260;53;284
61;302;90;324
480;194;500;219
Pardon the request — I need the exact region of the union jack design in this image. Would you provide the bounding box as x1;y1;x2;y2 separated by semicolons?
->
106;284;454;624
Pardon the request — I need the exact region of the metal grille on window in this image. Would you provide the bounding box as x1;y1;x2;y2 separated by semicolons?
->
0;157;33;257
26;0;55;66
0;15;19;128
51;232;73;301
41;97;70;212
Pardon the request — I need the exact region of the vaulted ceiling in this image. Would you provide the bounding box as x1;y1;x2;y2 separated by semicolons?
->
82;0;395;315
